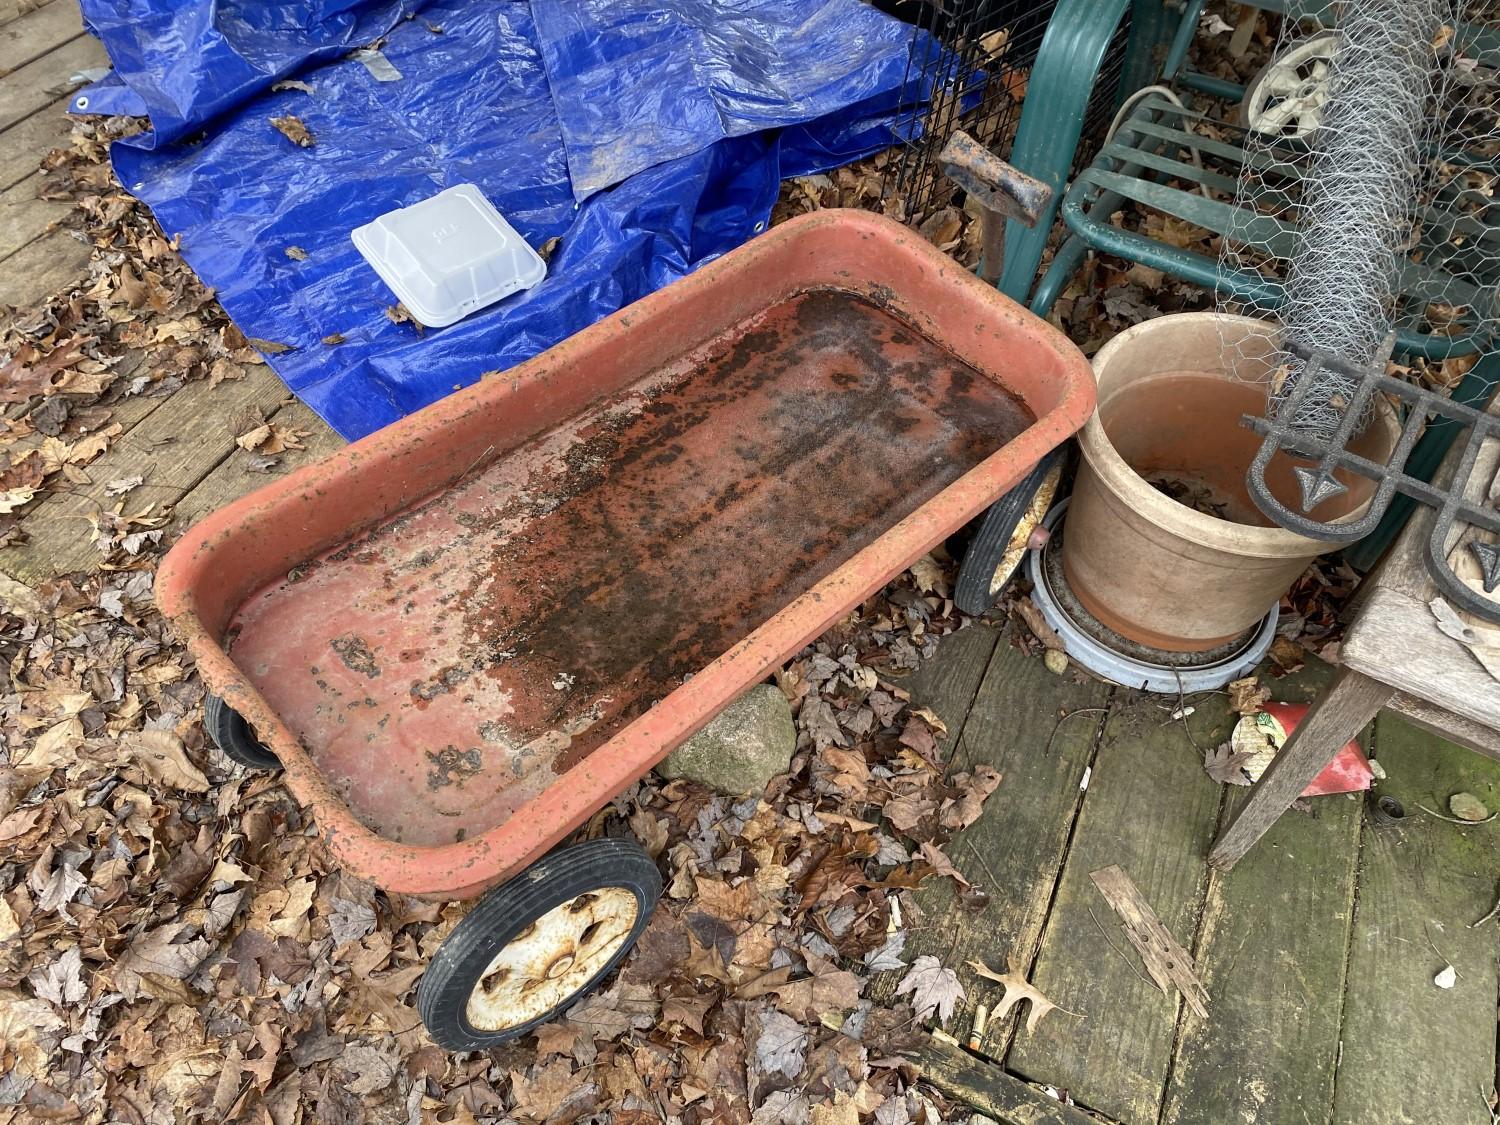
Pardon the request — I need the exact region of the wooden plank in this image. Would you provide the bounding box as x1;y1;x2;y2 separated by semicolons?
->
1163;662;1363;1125
1343;585;1500;735
0;97;73;191
0;1;61;30
0;365;291;583
1209;667;1393;870
870;632;1112;1051
901;622;1003;755
0;34;102;133
912;1036;1100;1125
1008;694;1226;1124
0;224;88;308
1088;865;1208;1017
1227;5;1259;58
1390;692;1500;762
169;398;343;532
0;170;69;261
0;1;80;75
1332;715;1500;1125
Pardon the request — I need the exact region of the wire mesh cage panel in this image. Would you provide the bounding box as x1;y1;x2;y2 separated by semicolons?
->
877;0;1129;225
1214;0;1500;618
1219;0;1500;430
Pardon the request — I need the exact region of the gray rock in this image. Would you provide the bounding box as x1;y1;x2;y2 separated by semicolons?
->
656;684;795;795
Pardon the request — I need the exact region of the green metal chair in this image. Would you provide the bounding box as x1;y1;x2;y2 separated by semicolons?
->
1021;11;1500;566
988;0;1152;302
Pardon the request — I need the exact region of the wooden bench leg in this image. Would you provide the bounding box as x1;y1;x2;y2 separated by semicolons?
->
1208;668;1393;872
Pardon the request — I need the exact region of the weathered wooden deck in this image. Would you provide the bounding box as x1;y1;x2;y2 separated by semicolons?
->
0;1;342;588
3;6;1498;1123
884;622;1500;1125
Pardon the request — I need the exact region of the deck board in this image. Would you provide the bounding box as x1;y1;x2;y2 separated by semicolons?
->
871;632;1113;1053
899;634;1500;1125
897;622;1001;754
1007;694;1225;1125
1162;664;1363;1125
1332;715;1500;1125
0;1;61;28
0;224;88;307
0;364;292;584
0;170;70;262
169;398;343;532
0;34;102;134
0;0;79;75
0;98;73;191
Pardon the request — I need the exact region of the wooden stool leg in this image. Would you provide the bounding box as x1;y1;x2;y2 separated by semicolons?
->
1208;668;1393;871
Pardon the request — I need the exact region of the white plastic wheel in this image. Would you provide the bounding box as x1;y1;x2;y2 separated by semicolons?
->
464;887;639;1031
417;837;661;1051
1242;32;1339;139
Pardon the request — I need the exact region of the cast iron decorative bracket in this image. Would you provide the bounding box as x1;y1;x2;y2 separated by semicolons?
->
1242;339;1500;623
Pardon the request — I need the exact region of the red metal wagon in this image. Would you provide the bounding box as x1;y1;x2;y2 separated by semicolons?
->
155;210;1093;1049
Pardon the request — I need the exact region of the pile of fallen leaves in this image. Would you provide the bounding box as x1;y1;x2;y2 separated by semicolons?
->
2;500;1008;1123
1;117;299;556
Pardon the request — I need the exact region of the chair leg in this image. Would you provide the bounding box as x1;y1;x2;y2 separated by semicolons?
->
997;0;1132;303
1208;668;1394;871
1028;235;1089;317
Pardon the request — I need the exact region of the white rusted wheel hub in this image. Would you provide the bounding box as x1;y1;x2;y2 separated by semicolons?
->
1244;33;1339;139
464;886;639;1031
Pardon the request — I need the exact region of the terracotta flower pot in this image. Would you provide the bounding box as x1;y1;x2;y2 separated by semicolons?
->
1061;313;1400;652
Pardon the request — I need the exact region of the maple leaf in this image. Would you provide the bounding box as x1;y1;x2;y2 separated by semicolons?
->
752;1007;808;1079
510;1059;597;1123
895;955;964;1024
967;955;1064;1034
863;931;906;973
1203;742;1255;786
30;946;87;1007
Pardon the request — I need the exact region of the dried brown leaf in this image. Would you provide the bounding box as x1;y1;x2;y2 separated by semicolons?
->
967;954;1062;1034
269;114;315;147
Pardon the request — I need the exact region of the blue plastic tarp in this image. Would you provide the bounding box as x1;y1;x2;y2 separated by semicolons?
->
77;0;425;146
79;0;918;440
532;0;918;200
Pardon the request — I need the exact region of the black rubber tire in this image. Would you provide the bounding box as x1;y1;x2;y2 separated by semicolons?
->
203;693;281;771
417;837;661;1051
954;447;1065;617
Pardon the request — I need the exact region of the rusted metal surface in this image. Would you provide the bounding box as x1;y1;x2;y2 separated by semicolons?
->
938;129;1053;284
225;289;1032;849
156;209;1095;899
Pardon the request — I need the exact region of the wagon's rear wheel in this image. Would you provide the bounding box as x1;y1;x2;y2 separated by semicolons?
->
204;693;281;771
418;837;661;1051
954;448;1065;616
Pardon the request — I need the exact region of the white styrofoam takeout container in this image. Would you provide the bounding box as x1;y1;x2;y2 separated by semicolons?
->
352;184;546;328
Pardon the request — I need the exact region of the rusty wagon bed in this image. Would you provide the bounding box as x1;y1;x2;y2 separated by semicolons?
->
156;210;1094;899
